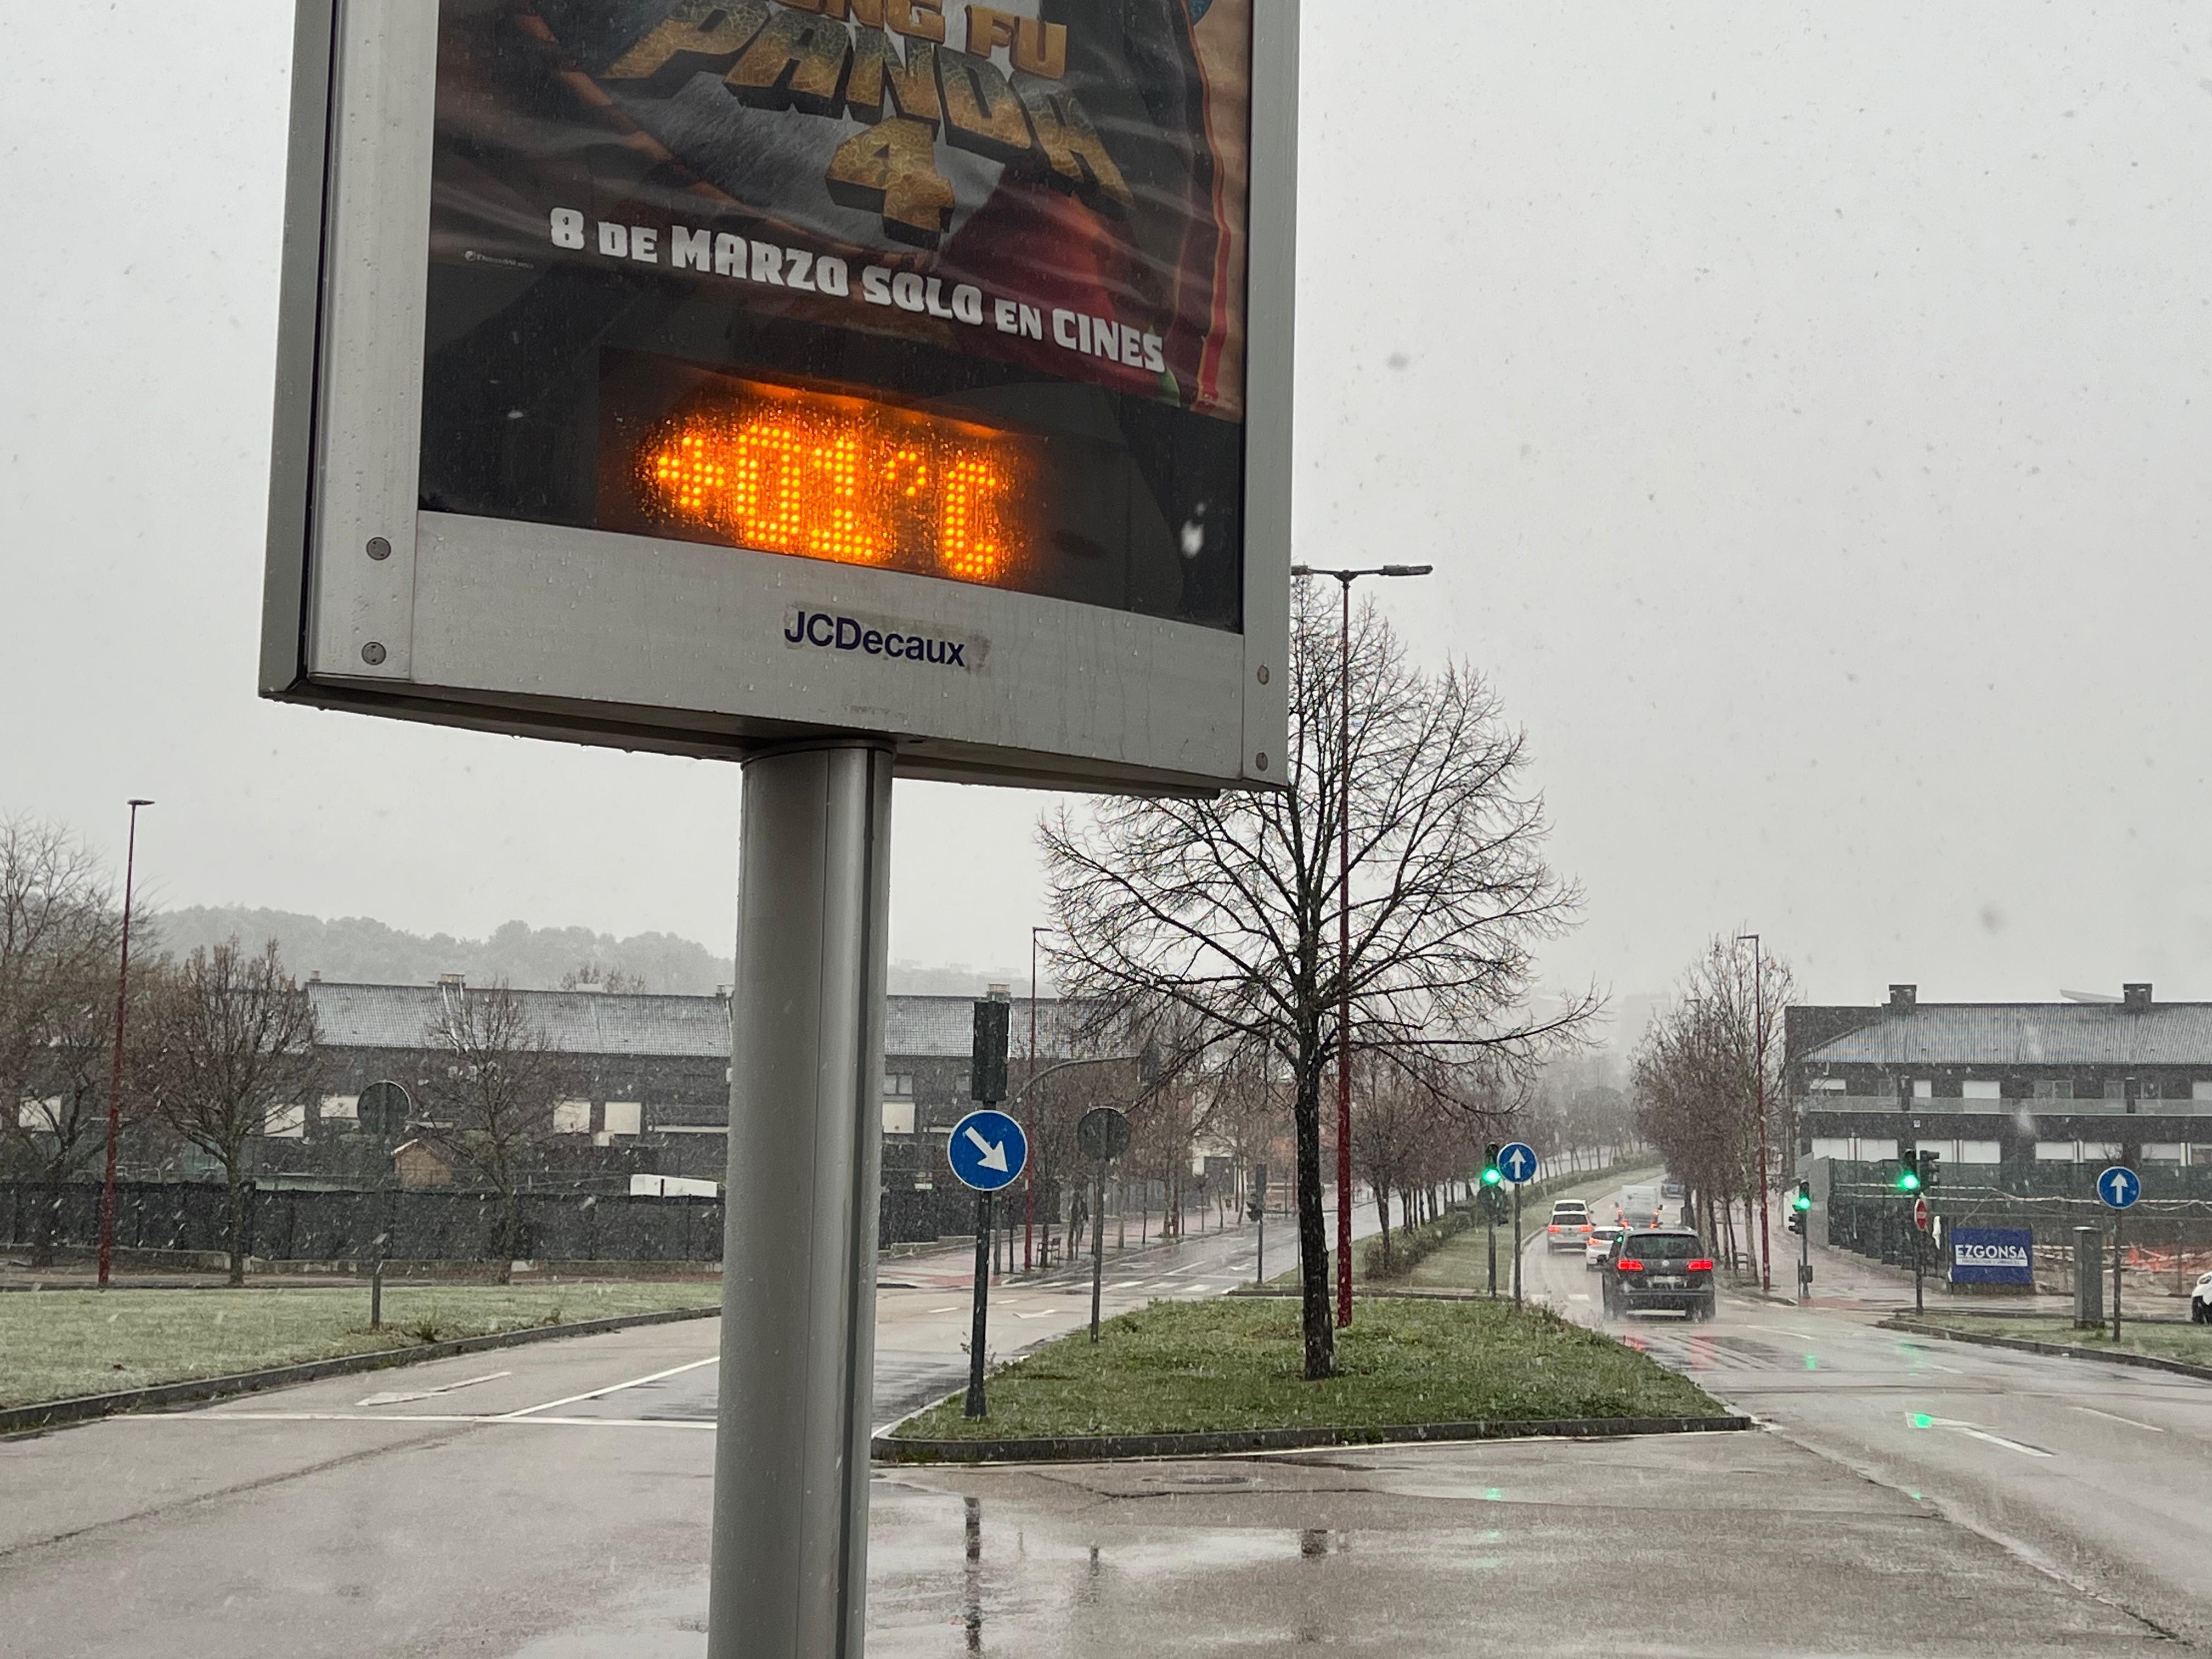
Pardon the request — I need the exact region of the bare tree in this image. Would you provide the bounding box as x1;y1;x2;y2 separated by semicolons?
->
413;981;575;1281
1041;585;1595;1378
1632;935;1794;1270
142;940;322;1284
0;817;121;1179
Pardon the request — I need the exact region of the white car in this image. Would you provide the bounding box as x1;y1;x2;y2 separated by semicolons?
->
2193;1271;2212;1324
1585;1224;1624;1271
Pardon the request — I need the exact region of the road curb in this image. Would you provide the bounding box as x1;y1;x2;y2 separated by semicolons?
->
872;1412;1751;1465
0;1303;720;1437
1879;1316;2212;1383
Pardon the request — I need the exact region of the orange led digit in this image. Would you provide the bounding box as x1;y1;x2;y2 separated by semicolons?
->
636;378;1037;589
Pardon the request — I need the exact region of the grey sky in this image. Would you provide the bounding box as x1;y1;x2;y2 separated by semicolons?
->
4;4;2209;1015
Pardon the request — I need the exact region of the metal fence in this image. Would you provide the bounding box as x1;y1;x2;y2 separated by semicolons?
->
1826;1180;2212;1296
2;1180;1000;1266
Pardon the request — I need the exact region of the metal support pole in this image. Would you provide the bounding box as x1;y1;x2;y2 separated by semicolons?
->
1090;1166;1106;1340
708;742;892;1659
1487;1213;1497;1298
97;798;150;1289
1335;576;1354;1332
1914;1219;1925;1315
967;1191;994;1410
1511;1184;1523;1308
2113;1213;2124;1344
1024;927;1043;1271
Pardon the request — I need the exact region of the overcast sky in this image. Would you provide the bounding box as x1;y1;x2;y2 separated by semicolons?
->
6;4;2211;1018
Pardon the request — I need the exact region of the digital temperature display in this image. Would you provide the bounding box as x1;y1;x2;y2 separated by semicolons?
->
630;378;1042;590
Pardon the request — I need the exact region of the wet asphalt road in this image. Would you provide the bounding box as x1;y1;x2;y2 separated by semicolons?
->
1518;1190;2212;1647
4;1180;2206;1656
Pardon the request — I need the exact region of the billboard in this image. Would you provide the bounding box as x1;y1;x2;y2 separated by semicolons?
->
263;0;1295;792
1948;1227;2035;1287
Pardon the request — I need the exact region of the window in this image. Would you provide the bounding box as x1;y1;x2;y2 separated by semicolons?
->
882;1101;916;1136
1810;1137;1854;1160
2142;1143;2184;1165
1911;1079;1932;1099
884;1073;915;1098
1957;1139;2001;1164
2032;1079;2074;1101
264;1104;307;1138
2105;1078;2129;1101
1962;1079;2001;1100
2191;1146;2212;1167
551;1099;590;1134
2194;1081;2212;1102
320;1093;359;1121
1809;1078;1846;1093
17;1098;59;1131
2034;1142;2076;1161
602;1101;642;1137
2082;1141;2122;1161
1858;1137;1898;1163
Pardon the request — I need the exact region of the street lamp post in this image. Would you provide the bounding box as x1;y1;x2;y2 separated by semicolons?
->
1025;924;1051;1271
1291;562;1432;1330
97;798;153;1290
1736;932;1772;1294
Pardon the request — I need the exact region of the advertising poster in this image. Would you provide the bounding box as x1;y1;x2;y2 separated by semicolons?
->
1948;1227;2036;1287
418;0;1254;630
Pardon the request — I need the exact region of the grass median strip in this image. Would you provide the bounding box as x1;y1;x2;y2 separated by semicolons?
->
891;1295;1724;1443
0;1282;720;1410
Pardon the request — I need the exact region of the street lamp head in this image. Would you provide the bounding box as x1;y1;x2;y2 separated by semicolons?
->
127;798;154;809
1378;565;1434;577
1289;563;1314;576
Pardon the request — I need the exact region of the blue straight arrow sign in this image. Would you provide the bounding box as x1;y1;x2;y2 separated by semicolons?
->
1498;1142;1538;1185
2097;1165;2141;1210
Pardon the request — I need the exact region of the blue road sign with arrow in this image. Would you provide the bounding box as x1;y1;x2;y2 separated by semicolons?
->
948;1109;1028;1193
1498;1142;1538;1184
2097;1165;2142;1210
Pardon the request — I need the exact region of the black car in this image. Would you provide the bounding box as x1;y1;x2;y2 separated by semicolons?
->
1600;1229;1717;1321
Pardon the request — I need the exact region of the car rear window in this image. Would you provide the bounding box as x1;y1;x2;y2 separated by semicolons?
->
1550;1204;1588;1217
1624;1233;1704;1259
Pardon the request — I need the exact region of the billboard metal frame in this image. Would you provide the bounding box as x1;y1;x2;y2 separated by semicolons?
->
261;0;1297;795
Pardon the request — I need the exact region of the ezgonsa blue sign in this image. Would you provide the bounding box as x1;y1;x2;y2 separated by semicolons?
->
1948;1227;2035;1286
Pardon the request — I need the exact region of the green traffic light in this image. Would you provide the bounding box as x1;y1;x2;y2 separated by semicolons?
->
1897;1169;1921;1193
1481;1167;1503;1187
1792;1190;1813;1212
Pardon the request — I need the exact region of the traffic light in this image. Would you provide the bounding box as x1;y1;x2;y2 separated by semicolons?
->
1481;1144;1503;1188
970;997;1010;1103
1786;1180;1811;1235
1917;1149;1940;1191
1895;1151;1922;1194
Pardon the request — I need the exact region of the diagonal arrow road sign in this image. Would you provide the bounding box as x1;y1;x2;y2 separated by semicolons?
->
964;1125;1008;1172
948;1109;1028;1193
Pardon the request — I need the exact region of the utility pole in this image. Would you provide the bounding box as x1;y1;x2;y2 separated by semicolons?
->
1291;562;1432;1331
1736;932;1773;1294
1024;926;1048;1271
97;798;153;1290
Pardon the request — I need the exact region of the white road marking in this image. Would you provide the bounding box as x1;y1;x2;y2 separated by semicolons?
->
356;1369;510;1407
1915;1415;2053;1458
2072;1404;2165;1433
494;1355;719;1420
927;1305;963;1314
